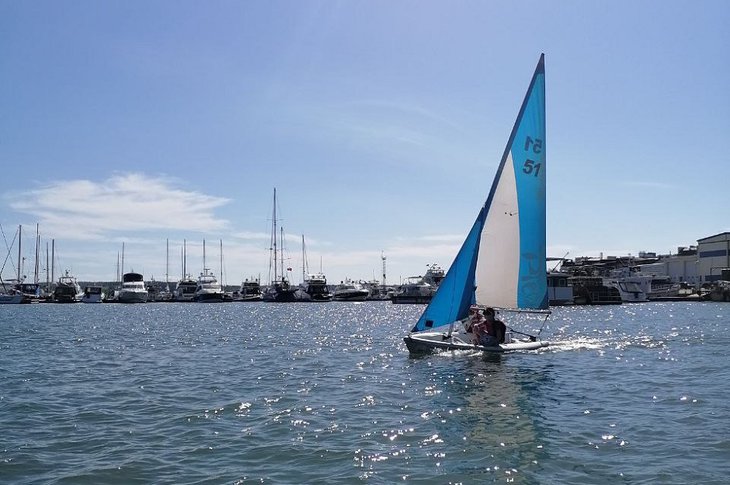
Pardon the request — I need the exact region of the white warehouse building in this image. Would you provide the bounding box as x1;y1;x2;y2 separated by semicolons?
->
637;232;730;286
697;232;730;284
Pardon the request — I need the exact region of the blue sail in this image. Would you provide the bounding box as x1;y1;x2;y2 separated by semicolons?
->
513;55;547;309
475;54;548;310
410;205;487;332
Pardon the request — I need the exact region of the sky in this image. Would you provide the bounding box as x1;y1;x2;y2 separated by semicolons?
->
1;0;728;286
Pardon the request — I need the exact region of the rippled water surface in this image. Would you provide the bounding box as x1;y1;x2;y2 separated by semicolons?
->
1;302;728;484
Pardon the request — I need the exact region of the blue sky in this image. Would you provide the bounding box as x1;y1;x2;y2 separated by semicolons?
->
1;1;728;285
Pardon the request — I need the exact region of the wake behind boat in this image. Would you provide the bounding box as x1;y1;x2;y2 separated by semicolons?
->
404;54;550;355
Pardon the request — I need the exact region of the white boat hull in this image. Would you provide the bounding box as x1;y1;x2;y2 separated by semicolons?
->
404;331;548;354
117;290;148;303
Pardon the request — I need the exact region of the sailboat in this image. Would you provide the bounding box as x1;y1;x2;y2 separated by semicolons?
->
175;239;198;302
404;54;550;354
261;188;298;302
297;235;333;302
194;239;224;302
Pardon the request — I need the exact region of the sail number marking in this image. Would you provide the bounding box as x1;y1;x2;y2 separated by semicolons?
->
522;136;543;176
524;136;542;153
523;159;541;176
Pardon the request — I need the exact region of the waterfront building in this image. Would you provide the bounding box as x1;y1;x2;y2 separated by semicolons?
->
697;232;730;283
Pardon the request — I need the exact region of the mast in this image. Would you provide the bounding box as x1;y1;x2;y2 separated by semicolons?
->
219;239;223;286
302;234;306;283
381;251;387;287
165;238;169;288
183;239;187;278
280;226;285;282
46;241;49;291
34;224;40;285
121;242;125;279
202;239;206;275
17;224;22;282
51;238;55;284
272;188;278;283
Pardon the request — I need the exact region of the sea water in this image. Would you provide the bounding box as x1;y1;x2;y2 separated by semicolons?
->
1;301;728;484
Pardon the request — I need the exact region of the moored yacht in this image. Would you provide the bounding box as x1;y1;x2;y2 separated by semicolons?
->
606;276;650;303
236;278;262;301
117;272;148;303
262;188;299;303
175;275;197;301
391;263;444;304
262;277;298;302
0;292;25;304
299;272;332;302
0;280;25;304
195;268;224;302
605;269;650;303
81;286;105;303
15;281;44;303
332;280;370;301
53;270;83;303
391;278;434;304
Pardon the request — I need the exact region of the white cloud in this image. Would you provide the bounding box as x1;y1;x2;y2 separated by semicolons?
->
231;231;271;241
8;173;230;240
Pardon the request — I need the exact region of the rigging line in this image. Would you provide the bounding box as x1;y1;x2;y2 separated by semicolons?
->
536;313;550;337
0;227;19;276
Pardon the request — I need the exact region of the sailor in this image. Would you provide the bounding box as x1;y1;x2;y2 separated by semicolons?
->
464;307;484;344
484;307;506;344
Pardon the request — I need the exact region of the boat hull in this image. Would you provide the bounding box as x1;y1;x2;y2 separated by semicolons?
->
0;294;25;304
195;292;224;303
391;295;432;304
262;289;298;302
332;292;369;302
404;332;549;354
117;291;148;303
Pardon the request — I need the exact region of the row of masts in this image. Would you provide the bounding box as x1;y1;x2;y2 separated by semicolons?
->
2;224;231;289
0;223;61;288
4;190;388;288
115;238;226;286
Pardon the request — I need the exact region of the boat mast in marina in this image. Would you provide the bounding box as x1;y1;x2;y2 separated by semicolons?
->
45;241;50;292
271;188;278;285
263;188;297;302
34;224;40;286
302;234;307;284
17;224;22;282
165;238;170;293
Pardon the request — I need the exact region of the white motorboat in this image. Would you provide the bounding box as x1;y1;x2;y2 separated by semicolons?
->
117;272;148;303
236;278;262;301
195;268;224;302
332;280;369;301
175;276;198;301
